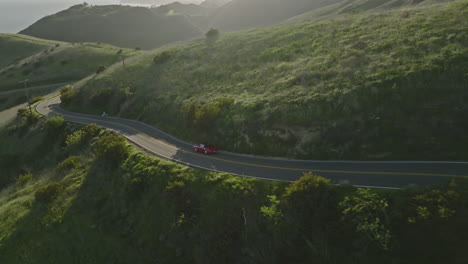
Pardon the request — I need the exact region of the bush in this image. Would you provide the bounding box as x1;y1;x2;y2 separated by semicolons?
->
129;177;145;199
205;28;220;47
55;156;82;173
46;117;65;131
153;51;172;65
60;85;72;95
60;88;78;105
90;88;113;106
96;65;106;74
205;28;219;39
17;173;32;186
35;182;63;203
28;96;43;105
92;133;130;166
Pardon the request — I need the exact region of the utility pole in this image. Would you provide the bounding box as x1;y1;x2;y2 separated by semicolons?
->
20;79;32;117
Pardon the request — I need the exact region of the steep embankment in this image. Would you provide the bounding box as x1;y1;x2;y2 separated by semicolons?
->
20;4;203;50
63;0;468;160
0;34;140;92
1;115;467;263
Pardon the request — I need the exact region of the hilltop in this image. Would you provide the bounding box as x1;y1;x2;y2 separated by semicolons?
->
20;4;203;50
62;0;468;160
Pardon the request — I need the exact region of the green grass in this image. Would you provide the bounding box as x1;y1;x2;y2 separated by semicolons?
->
0;34;141;92
0;34;57;69
1;115;468;263
65;0;468;160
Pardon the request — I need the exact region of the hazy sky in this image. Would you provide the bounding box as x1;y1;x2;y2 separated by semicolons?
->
0;0;202;33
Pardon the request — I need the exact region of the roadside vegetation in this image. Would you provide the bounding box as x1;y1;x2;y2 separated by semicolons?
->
0;34;140;92
63;0;468;160
0;114;467;263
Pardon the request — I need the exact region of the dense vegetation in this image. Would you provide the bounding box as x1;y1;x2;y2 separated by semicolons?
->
64;0;468;160
0;34;140;92
20;4;203;50
0;114;467;263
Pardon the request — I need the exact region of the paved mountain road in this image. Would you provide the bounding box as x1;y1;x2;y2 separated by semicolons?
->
37;96;468;189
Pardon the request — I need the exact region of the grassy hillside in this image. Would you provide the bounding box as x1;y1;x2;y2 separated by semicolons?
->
0;34;55;69
286;0;458;24
63;0;468;160
1;114;467;263
20;4;203;50
0;34;140;92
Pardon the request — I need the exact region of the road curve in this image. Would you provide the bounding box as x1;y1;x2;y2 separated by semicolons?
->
37;96;468;189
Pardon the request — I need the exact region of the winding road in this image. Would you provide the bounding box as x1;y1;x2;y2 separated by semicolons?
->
37;96;468;189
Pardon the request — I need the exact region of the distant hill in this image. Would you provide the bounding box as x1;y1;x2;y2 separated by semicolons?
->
200;0;231;8
20;4;203;50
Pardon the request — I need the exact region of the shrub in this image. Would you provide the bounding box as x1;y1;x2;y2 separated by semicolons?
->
129;177;145;199
153;51;172;65
205;28;219;39
92;133;130;166
96;65;106;74
35;182;63;203
81;124;102;139
28;96;43;105
60;85;72;94
205;28;220;47
55;156;82;173
66;124;102;148
17;173;33;186
46;116;65;131
61;89;78;106
90;88;113;106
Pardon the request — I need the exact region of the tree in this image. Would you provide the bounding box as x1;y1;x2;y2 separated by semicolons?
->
339;188;391;250
205;28;220;47
92;133;129;166
407;182;460;223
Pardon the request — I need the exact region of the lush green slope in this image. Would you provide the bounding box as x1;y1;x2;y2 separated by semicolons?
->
64;0;468;160
1;115;467;263
20;4;203;50
285;0;458;24
0;34;55;69
0;34;140;92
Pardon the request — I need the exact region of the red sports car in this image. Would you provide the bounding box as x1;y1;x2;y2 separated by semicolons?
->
193;143;217;154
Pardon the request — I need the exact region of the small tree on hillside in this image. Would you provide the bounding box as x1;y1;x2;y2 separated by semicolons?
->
205;28;220;47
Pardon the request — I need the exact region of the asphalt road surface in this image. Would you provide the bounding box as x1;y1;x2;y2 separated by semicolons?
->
37;96;468;189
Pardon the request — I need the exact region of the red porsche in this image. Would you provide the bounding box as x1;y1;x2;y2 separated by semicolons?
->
193;143;217;154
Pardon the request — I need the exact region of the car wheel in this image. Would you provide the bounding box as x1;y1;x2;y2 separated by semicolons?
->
204;150;208;154
194;148;197;152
